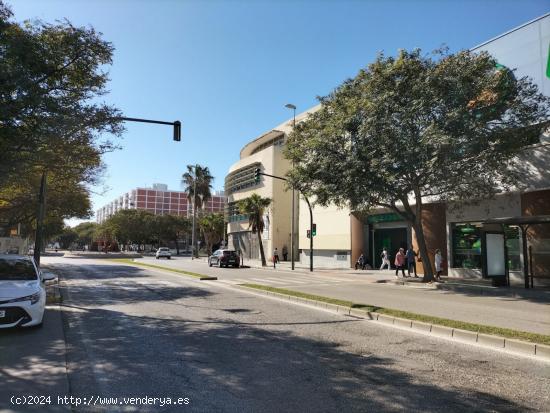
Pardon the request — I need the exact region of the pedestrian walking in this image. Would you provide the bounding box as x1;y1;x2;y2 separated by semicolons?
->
379;247;390;270
282;245;288;261
435;249;443;281
273;248;280;265
406;247;418;278
394;248;406;278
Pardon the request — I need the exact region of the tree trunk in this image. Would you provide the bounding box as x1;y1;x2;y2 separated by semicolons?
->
258;231;267;266
413;218;434;282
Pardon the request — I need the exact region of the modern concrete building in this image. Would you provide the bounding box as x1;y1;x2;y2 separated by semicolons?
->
96;184;225;223
225;107;319;262
226;14;550;286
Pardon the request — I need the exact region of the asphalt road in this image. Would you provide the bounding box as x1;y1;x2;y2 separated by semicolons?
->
3;256;550;412
134;256;550;335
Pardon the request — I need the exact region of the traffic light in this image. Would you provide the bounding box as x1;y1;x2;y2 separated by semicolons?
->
306;230;311;238
173;121;181;141
312;223;316;236
254;168;261;183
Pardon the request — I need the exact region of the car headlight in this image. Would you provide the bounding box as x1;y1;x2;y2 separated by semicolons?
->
6;292;41;305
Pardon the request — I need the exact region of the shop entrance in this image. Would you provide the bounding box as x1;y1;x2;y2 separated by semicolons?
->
372;227;408;268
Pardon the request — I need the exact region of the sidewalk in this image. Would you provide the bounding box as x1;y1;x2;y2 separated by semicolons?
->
242;258;550;299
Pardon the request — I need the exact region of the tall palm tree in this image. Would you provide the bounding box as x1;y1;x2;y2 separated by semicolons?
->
237;193;272;266
181;164;214;211
182;164;214;257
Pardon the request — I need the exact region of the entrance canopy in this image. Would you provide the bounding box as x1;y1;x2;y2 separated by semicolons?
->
484;215;550;226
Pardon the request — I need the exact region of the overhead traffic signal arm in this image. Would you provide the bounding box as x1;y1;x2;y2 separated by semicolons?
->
119;117;182;141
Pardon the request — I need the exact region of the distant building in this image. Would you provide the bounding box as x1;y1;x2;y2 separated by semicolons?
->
96;184;225;223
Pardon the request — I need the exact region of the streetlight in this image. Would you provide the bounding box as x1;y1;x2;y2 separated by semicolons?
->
191;164;198;259
285;103;296;270
256;169;314;272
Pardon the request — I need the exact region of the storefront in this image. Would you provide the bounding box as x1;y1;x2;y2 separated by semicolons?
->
367;213;410;268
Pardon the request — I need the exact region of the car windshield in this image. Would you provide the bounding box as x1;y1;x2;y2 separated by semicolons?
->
159;248;169;251
0;258;37;281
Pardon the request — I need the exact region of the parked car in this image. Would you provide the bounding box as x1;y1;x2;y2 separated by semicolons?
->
155;247;172;259
209;249;240;268
0;255;56;328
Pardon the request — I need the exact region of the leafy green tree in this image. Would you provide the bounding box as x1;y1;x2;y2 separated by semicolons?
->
237;194;271;266
73;222;98;248
56;227;78;249
286;48;549;281
199;213;224;254
103;209;154;248
158;214;191;255
0;2;122;226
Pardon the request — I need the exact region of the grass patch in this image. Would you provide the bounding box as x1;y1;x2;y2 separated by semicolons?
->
241;283;550;346
111;259;217;280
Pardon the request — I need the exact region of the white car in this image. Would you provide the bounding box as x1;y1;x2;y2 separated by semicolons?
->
155;247;171;259
0;255;56;328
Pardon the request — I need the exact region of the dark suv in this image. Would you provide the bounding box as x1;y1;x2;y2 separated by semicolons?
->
208;249;240;268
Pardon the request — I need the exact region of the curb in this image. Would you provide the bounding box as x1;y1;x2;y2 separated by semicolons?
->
237;285;550;362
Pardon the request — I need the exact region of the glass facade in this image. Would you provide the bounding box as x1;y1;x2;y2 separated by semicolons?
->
451;223;482;269
451;223;522;271
504;225;521;271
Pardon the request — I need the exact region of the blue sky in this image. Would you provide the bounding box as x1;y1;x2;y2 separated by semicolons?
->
8;0;550;224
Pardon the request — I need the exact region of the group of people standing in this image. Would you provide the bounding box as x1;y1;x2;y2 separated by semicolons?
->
380;247;418;278
379;246;443;280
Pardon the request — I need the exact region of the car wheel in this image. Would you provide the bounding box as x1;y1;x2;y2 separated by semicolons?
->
209;260;212;267
156;257;159;259
234;264;239;268
167;257;171;259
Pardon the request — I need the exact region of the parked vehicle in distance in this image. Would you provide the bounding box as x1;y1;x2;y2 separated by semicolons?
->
209;249;240;268
0;255;56;328
155;247;172;259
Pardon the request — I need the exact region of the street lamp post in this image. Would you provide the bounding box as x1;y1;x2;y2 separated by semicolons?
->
258;170;314;272
191;165;198;259
285;103;296;270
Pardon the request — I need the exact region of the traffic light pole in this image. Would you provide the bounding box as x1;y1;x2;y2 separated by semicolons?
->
118;117;182;141
256;170;314;272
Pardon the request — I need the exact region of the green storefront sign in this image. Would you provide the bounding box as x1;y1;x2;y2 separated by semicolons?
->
367;213;403;224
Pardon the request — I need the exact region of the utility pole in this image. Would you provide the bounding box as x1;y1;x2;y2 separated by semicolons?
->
191;165;198;259
258;170;314;272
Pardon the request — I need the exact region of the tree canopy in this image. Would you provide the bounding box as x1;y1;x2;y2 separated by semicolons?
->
181;165;214;210
285;48;550;280
0;2;122;231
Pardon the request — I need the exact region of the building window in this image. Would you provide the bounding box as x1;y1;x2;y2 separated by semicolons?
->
505;225;521;271
336;251;348;261
451;223;482;269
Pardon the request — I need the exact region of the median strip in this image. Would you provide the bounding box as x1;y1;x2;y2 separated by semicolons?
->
110;259;217;280
240;283;550;347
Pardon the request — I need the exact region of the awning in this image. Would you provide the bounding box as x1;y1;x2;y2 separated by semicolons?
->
483;215;550;226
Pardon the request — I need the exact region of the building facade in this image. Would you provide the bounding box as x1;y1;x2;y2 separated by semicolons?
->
302;14;550;285
96;183;225;223
225;107;319;262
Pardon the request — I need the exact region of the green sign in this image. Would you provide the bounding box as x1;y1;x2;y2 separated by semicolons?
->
367;213;403;224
